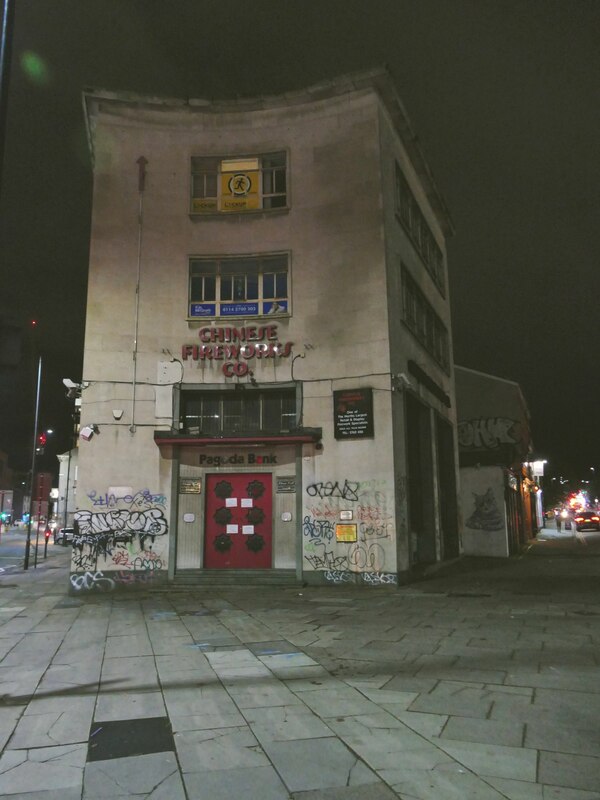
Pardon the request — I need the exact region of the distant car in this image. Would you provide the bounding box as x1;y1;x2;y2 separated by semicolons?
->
54;526;75;545
574;511;600;532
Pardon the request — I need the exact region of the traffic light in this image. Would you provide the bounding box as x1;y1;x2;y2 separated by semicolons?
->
37;432;46;453
44;528;51;540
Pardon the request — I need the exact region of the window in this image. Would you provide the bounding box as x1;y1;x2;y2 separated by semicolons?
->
191;152;287;214
189;254;289;318
402;264;449;372
189;255;288;319
180;389;297;435
395;164;445;295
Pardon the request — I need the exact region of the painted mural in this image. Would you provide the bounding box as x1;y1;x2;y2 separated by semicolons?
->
70;488;168;591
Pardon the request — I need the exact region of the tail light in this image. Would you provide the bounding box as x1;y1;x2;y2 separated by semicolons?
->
592;516;600;522
575;516;584;522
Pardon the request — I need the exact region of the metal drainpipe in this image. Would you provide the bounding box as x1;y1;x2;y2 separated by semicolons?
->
131;156;148;433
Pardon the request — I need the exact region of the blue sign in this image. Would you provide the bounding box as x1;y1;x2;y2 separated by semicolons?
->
263;301;288;315
221;303;259;316
190;304;216;317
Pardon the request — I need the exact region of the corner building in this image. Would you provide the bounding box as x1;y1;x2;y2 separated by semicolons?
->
72;69;460;592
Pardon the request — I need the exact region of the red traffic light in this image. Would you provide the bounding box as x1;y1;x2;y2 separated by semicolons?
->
44;528;51;539
38;433;47;446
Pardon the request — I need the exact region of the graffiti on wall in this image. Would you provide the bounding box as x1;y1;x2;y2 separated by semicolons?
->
70;569;158;592
304;478;395;582
458;418;520;451
72;489;167;573
465;487;504;531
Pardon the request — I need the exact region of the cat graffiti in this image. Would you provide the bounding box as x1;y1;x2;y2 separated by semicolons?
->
466;487;504;531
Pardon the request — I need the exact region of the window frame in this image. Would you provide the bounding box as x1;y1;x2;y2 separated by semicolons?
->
401;263;450;373
180;388;298;435
395;163;446;296
190;151;288;215
188;253;290;320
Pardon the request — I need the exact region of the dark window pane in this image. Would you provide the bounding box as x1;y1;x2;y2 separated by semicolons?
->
205;173;217;196
275;273;287;298
262;152;286;168
190;277;203;301
263;274;275;298
201;397;220;434
204;276;216;301
191;260;217;275
222;396;243;433
274;170;286;193
247;273;259;299
233;275;245;300
221;276;232;300
221;258;259;274
263;254;288;272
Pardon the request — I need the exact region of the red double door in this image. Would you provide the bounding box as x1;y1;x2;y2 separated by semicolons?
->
204;473;273;569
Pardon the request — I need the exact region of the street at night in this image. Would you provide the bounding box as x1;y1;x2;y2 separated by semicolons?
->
0;528;599;797
1;3;599;799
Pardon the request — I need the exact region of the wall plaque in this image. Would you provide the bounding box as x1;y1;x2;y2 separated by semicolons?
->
333;388;374;440
179;478;202;494
276;476;296;493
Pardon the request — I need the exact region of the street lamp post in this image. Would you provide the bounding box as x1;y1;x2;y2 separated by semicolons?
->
24;355;42;570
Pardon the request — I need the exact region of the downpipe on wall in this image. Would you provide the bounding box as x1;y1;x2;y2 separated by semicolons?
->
131;156;148;434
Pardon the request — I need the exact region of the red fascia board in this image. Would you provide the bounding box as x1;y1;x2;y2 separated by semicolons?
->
154;434;318;447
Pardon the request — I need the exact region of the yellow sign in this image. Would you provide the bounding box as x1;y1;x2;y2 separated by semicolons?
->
220;170;259;212
192;198;218;213
335;523;357;543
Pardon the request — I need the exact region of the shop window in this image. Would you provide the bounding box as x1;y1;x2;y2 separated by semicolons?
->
181;389;297;435
395;164;445;296
189;254;289;319
401;264;449;372
191;152;287;214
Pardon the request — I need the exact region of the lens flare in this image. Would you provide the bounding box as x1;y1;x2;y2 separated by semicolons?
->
20;51;50;85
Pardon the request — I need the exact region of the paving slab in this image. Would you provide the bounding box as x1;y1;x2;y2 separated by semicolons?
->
183;764;290;799
262;736;380;792
83;751;185;798
0;743;86;795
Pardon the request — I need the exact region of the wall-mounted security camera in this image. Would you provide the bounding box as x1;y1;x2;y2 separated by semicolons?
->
62;378;79;389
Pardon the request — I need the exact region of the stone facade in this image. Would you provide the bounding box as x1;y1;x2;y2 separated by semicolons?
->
72;69;459;591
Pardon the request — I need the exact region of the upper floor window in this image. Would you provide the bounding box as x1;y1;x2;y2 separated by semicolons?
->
189;253;289;318
180;389;297;435
395;164;445;295
191;152;287;214
402;264;449;373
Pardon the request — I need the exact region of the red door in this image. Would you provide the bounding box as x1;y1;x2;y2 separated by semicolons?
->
204;473;273;569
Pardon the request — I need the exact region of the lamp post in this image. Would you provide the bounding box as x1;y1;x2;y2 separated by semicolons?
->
24;355;42;570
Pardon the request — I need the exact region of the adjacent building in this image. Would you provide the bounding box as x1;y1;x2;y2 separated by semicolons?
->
455;365;537;556
72;68;460;591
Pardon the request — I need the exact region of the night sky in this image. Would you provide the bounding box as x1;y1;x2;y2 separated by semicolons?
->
1;0;598;486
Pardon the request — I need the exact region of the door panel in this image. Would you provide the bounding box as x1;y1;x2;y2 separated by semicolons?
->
204;473;272;569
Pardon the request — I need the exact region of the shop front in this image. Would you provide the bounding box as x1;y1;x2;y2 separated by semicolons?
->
154;435;320;583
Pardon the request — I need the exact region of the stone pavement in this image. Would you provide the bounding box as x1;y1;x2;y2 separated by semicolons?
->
0;528;599;799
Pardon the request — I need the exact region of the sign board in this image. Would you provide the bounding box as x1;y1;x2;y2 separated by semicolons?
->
276;476;296;494
335;523;358;543
333;388;374;440
179;478;202;495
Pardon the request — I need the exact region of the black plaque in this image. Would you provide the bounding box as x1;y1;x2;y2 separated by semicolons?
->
333;388;374;440
276;476;296;494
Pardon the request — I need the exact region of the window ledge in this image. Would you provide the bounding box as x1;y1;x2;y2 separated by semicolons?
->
188;207;290;222
185;313;290;326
